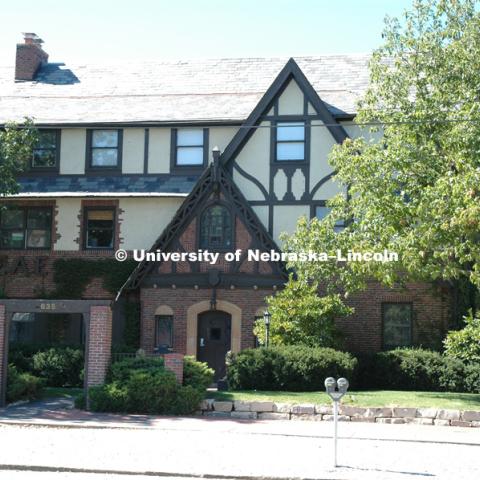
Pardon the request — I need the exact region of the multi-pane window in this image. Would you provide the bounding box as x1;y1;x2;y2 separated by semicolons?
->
84;208;115;249
0;206;52;249
175;129;205;166
155;315;173;352
32;130;58;168
89;130;121;168
276;122;305;161
315;205;345;231
382;303;413;349
200;205;232;250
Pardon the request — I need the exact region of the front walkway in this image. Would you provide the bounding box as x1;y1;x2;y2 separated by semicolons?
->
0;405;479;479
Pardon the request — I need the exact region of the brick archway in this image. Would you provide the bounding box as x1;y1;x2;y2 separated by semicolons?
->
186;300;241;357
0;300;112;407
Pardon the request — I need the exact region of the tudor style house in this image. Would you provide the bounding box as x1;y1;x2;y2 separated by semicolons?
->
0;34;450;392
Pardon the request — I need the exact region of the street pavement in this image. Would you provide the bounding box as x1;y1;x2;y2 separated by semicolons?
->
0;409;479;480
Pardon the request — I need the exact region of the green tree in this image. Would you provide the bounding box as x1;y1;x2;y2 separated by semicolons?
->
255;278;351;348
0;120;37;195
283;0;480;317
444;310;480;362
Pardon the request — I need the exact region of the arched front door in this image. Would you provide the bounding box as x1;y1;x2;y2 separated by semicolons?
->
197;310;231;381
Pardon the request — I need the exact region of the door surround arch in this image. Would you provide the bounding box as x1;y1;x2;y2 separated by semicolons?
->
186;300;241;357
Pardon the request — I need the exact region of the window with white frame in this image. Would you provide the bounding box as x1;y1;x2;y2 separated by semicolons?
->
276;122;305;161
175;129;205;166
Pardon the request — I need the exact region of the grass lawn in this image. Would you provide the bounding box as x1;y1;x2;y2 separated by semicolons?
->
41;387;83;400
210;390;480;410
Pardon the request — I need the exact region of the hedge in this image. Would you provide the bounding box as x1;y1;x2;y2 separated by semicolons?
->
6;364;43;403
87;356;209;415
227;346;357;391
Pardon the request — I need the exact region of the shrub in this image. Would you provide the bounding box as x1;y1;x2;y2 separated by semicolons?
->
88;355;204;415
6;364;43;403
255;280;350;348
107;356;165;383
444;310;480;363
356;348;478;393
227;346;357;391
183;356;214;391
32;347;84;387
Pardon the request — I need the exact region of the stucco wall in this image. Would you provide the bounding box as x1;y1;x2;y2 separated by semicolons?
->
272;205;309;244
54;198;81;250
122;128;144;174
119;197;184;250
59;129;86;174
278;79;304;115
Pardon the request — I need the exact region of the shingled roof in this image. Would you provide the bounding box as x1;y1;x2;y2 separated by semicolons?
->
0;55;371;124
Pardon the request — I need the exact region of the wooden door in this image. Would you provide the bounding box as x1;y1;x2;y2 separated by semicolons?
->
197;311;231;381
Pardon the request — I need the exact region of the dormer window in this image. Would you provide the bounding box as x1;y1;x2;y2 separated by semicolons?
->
276;122;305;161
32;130;59;169
200;205;232;250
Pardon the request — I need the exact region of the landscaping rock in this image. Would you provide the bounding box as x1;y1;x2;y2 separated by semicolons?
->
291;404;315;415
273;403;292;413
231;411;257;420
393;408;417;418
258;412;290;420
351;417;375;423
233;401;251;412
314;405;332;415
451;420;472;428
471;421;480;428
204;411;231;418
340;406;366;417
290;414;322;421
199;399;215;411
250;401;274;412
462;411;480;422
364;408;393;418
404;417;433;425
375;418;405;424
213;401;233;412
434;419;451;427
416;408;438;419
322;415;350;421
437;409;460;421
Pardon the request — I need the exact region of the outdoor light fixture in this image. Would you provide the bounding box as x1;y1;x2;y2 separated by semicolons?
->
263;310;271;347
324;377;349;468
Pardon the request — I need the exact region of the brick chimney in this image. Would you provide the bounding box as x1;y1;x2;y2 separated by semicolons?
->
15;33;48;81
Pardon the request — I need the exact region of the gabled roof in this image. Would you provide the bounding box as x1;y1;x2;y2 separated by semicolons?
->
0;55;371;124
221;58;349;166
118;159;287;297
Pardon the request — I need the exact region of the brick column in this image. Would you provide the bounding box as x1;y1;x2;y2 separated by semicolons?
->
163;353;184;384
86;305;112;387
0;305;6;407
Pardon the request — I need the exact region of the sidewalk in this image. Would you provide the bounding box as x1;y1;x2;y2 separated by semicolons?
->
1;403;480;479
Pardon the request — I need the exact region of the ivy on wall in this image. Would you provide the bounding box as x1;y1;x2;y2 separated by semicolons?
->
52;258;137;299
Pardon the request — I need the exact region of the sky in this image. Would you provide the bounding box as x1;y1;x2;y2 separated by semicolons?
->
0;0;413;64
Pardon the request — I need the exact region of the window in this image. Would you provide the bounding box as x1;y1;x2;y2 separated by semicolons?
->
382;303;413;349
276;122;305;161
0;206;52;249
155;315;173;352
88;130;122;168
200;205;232;250
315;205;345;231
175;129;206;166
32;130;59;169
84;208;115;249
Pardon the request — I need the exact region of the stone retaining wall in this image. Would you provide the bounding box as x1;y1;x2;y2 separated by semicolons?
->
197;400;480;427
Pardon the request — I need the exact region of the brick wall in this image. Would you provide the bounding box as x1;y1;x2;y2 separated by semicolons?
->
86;305;112;386
140;287;272;353
15;43;48;81
0;305;6;406
163;353;184;384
